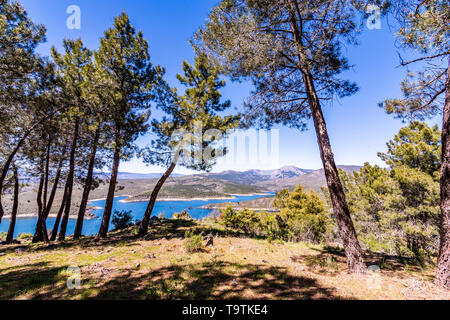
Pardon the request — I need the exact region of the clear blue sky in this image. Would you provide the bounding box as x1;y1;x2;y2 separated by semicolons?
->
19;0;442;174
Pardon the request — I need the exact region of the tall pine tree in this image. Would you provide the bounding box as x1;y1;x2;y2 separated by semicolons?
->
138;56;240;236
193;0;367;272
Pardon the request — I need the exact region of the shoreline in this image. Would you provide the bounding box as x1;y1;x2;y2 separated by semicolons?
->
3;211;99;221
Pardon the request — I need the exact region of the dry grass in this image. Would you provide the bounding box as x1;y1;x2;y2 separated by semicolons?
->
0;219;449;300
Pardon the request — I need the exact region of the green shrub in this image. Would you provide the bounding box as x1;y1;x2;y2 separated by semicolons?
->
184;230;203;253
0;232;6;241
258;211;288;241
219;205;261;236
219;186;330;243
173;210;192;220
111;210;134;230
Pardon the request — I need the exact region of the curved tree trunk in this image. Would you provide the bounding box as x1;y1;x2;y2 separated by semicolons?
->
98;135;121;238
435;56;450;290
74;127;100;240
138;160;177;236
287;1;365;273
306;75;366;273
58;119;79;241
6;165;19;243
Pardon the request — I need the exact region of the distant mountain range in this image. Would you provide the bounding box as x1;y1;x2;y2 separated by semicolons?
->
195;165;361;191
109;165;361;192
108;165;362;192
199;166;313;185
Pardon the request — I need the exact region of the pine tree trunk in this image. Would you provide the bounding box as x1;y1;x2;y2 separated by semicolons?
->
98;137;121;238
435;56;450;290
308;86;366;273
6;165;19;243
0;136;27;223
50;186;67;242
58;119;79;241
74;128;100;240
138;160;177;236
287;2;366;273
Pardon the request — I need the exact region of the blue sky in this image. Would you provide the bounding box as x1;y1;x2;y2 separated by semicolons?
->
19;0;442;174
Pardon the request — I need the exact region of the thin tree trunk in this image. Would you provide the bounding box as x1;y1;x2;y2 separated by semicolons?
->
34;144;67;242
139;160;177;236
74;127;100;240
435;56;450;290
306;73;366;273
0;113;57;223
287;1;366;273
98;134;121;238
50;185;68;242
32;157;45;243
58;119;79;241
0;135;28;223
42;139;51;216
6;165;19;243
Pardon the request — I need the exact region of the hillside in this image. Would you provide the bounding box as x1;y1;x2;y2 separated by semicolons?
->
1;219;448;300
126;176;267;201
200;166;312;185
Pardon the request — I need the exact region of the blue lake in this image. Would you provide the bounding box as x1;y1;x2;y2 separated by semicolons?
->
0;194;273;238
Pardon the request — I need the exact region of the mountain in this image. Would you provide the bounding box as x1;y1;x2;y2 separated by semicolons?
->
199;166;312;185
94;172;185;180
255;165;362;191
122;175;268;201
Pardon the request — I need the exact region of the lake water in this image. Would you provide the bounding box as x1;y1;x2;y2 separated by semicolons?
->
0;194;273;238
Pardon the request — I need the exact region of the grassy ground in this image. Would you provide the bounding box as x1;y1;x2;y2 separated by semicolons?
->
0;219;448;300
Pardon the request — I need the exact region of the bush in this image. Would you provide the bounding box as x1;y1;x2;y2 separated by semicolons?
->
0;232;6;241
111;210;134;230
258;211;288;241
173;210;192;220
278;185;330;243
219;205;261;236
184;230;203;253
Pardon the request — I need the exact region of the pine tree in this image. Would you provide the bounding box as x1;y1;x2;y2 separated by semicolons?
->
138;55;240;236
48;39;93;241
0;0;47;223
95;13;163;238
381;0;449;289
